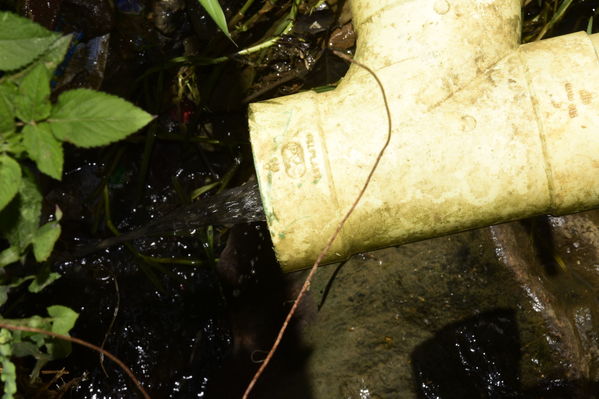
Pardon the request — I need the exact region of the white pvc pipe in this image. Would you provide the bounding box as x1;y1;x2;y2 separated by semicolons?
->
249;0;599;271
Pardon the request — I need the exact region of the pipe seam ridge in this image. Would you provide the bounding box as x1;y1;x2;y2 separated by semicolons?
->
515;46;556;214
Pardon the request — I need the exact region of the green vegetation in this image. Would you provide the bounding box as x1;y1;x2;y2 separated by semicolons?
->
522;0;594;42
0;11;152;398
198;0;233;41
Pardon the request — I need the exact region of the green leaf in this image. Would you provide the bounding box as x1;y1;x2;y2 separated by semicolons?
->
0;168;41;252
0;329;17;399
34;34;72;76
0;12;61;71
0;83;16;134
190;181;219;200
9;340;43;358
0;286;8;307
0;328;12;350
2;35;72;86
47;305;78;335
0;131;26;158
2;276;35;290
25;315;45;331
198;0;233;41
32;220;61;262
23;123;63;180
0;357;16;399
14;63;51;122
10;339;51;381
49;89;154;147
0;155;21;212
55;205;63;221
0;330;17;399
0;246;19;268
28;270;60;293
0;274;38;306
46;305;78;359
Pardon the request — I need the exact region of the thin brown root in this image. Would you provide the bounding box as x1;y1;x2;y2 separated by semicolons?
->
242;50;393;399
100;274;121;377
0;323;151;399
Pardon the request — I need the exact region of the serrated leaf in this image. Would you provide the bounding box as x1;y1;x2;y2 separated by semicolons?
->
0;83;16;134
36;34;72;76
0;246;19;267
198;0;233;40
0;12;61;71
1;131;26;158
0;168;41;251
23;123;63;180
32;220;61;262
14;63;51;122
0;132;26;159
49;89;153;147
0;155;21;212
1;35;72;86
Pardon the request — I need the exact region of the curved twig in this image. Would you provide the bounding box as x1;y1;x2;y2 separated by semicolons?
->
242;50;393;398
0;323;151;399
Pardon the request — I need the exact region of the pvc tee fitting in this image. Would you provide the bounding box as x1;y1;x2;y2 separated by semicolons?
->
249;0;599;272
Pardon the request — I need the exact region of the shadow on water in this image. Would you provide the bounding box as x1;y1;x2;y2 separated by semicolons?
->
520;216;562;277
412;309;522;399
412;308;599;399
208;223;313;399
299;216;599;399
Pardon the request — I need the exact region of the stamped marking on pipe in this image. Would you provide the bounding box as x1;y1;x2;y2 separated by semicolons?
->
264;158;280;173
281;141;306;178
263;157;281;185
564;82;577;118
306;133;322;183
579;89;592;105
433;0;450;14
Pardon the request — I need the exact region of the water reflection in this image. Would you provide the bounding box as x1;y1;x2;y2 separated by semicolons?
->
412;309;521;399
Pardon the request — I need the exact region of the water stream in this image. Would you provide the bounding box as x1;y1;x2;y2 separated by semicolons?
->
68;179;265;259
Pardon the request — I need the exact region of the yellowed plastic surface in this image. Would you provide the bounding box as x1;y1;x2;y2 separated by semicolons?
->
249;0;599;271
